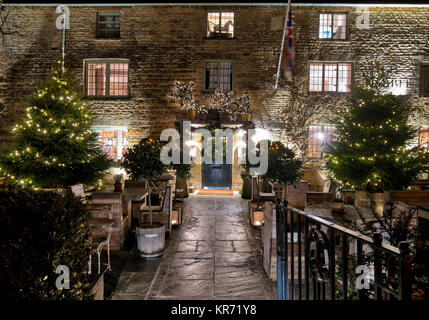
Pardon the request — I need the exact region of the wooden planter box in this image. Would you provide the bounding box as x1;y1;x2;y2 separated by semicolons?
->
90;191;130;250
90;271;105;300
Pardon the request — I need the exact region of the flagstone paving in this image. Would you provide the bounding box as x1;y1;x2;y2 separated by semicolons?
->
112;194;276;300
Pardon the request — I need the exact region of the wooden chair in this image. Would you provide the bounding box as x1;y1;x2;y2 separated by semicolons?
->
87;203;113;274
172;186;185;226
69;183;92;203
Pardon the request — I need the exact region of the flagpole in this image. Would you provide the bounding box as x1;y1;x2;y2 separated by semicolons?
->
62;11;66;71
275;0;291;89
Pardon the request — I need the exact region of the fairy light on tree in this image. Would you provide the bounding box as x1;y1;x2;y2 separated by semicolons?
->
0;62;110;188
325;60;429;193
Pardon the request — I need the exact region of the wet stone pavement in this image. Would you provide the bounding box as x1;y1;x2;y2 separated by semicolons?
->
112;194;276;300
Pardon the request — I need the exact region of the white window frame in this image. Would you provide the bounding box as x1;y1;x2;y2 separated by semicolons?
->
309;62;353;93
91;125;128;161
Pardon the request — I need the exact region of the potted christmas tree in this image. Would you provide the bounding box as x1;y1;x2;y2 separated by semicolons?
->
325;60;429;215
123;137;168;257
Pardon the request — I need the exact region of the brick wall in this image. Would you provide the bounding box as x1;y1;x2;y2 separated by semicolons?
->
1;4;428;188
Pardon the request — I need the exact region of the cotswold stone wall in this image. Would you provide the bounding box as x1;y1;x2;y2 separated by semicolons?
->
1;5;428;172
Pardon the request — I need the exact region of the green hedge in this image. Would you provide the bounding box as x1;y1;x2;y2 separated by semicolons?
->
0;189;93;300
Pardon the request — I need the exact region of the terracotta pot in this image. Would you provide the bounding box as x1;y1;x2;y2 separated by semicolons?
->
198;113;207;121
331;201;344;212
241;113;251;121
207;109;219;120
187;110;196;120
114;183;122;192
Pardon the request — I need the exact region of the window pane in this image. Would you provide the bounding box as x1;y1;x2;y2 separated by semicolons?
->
219;61;233;90
87;63;106;96
324;64;337;92
333;14;347;39
321;126;336;156
205;62;218;90
221;12;234;38
319;14;332;39
207;12;220;37
96;129;118;160
109;63;128;96
309;125;336;157
420;128;429;150
309;125;323;157
309;64;323;92
338;63;351;92
97;13;120;38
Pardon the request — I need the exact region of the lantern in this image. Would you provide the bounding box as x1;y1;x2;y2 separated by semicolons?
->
171;206;182;228
249;202;264;228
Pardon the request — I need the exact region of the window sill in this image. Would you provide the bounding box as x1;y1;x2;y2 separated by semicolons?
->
203;36;237;41
94;38;121;41
86;96;131;101
317;38;349;42
201;89;234;94
308;91;351;95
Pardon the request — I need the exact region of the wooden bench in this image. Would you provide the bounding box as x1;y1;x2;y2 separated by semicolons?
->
305;192;334;206
386;190;429;205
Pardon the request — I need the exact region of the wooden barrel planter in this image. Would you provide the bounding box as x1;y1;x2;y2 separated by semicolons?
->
136;222;165;258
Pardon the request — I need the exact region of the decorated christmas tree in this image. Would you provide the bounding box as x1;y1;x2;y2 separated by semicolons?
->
325;61;429;193
0;62;110;188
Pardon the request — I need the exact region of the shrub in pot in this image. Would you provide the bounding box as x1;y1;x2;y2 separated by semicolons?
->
240;171;252;200
113;174;123;192
331;198;344;212
123;137;168;257
172;163;191;198
0;189;93;300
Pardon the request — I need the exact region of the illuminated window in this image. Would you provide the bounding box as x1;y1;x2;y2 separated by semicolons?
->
96;12;120;38
92;126;128;161
319;13;347;40
309;62;352;93
205;61;234;91
207;12;234;38
85;60;128;97
308;125;336;158
419;128;429;150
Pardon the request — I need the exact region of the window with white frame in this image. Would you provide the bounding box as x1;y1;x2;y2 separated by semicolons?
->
85;59;129;97
207;12;234;38
92;126;128;161
205;61;234;90
419;128;429;150
319;13;347;40
309;62;352;92
308;125;336;158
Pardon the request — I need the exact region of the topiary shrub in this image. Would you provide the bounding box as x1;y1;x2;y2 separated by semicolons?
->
0;189;93;300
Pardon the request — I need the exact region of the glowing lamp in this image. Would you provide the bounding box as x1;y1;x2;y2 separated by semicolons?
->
249;202;264;228
171;208;181;228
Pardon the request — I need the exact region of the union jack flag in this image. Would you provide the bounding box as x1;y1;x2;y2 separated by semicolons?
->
282;1;294;79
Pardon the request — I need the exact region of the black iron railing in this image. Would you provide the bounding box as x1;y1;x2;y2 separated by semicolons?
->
276;199;412;300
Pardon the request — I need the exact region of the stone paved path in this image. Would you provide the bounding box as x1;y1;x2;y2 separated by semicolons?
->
112;194;276;300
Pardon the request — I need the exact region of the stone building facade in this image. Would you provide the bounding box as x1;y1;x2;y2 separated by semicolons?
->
0;3;428;191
